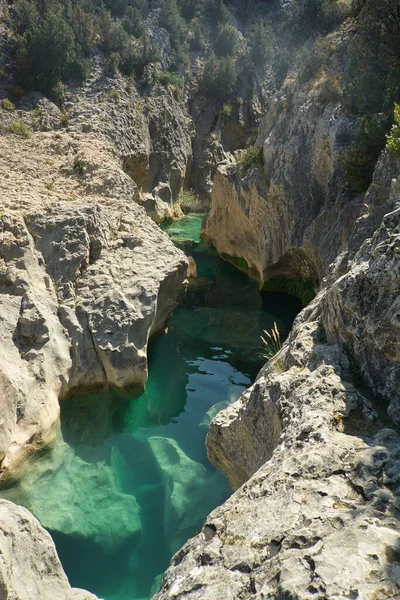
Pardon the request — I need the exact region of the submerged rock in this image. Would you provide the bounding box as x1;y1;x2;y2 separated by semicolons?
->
148;436;224;555
0;432;142;553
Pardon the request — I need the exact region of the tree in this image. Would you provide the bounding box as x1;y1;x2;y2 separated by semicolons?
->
202;53;237;101
25;11;76;92
250;22;273;66
214;24;239;57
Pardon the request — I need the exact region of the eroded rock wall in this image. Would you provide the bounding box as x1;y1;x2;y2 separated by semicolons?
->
155;260;400;600
153;34;400;600
0;202;187;477
203;50;361;285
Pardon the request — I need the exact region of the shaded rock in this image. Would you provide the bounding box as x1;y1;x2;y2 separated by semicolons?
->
322;202;400;425
0;214;71;474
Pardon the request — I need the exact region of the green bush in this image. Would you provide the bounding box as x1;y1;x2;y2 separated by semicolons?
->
158;0;187;51
189;19;206;51
214;24;239;57
249;22;273;66
178;189;200;213
158;71;185;90
1;98;15;111
122;7;145;37
8;120;32;138
105;52;121;77
340;115;391;194
202;53;237;101
386;103;400;158
239;146;264;170
220;103;232;117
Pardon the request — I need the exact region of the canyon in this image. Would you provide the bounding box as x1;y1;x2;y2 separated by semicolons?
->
0;1;399;599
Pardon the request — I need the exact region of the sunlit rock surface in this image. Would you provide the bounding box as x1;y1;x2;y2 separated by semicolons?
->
0;202;187;477
0;499;98;600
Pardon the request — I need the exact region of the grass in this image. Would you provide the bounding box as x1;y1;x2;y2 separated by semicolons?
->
8;120;31;138
1;98;15;111
261;322;282;360
102;88;121;103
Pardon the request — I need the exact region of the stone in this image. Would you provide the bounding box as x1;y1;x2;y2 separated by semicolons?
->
0;499;98;600
0;203;187;477
148;436;224;555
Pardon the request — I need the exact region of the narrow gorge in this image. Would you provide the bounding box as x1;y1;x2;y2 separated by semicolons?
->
0;1;399;600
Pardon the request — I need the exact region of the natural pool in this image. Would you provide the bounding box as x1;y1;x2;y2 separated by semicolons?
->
0;215;301;600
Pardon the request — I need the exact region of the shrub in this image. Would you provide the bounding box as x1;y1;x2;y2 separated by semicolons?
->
315;74;342;104
239;146;263;170
178;189;200;213
73;158;84;174
386;103;400;158
249;22;273;66
298;37;331;83
158;71;185;91
8;120;32;138
1;98;15;111
25;11;76;93
202;53;237;101
122;7;145;37
340;115;391;194
51;80;67;107
105;52;121;77
189;19;206;51
158;0;187;51
220;103;232;117
214;24;239;57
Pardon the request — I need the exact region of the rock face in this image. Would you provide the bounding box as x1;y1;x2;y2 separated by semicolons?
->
0;499;98;600
202;66;361;285
0;202;187;476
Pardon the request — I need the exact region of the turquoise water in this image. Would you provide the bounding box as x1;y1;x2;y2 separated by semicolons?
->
0;215;301;600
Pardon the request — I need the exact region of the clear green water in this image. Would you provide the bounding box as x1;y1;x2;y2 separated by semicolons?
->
0;215;301;600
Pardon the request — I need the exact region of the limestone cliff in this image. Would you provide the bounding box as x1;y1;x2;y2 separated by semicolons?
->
152;23;400;600
202;31;362;286
0;104;188;479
